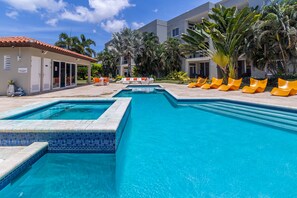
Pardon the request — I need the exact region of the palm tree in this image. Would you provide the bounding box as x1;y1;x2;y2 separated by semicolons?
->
97;49;119;77
109;28;143;77
182;5;260;79
135;32;161;76
162;38;183;74
76;34;96;57
55;33;96;57
255;0;297;74
55;33;79;51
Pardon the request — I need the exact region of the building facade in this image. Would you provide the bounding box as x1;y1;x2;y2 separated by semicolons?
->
0;36;96;96
107;0;264;78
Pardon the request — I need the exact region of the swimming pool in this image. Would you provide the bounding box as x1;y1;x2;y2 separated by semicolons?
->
1;89;297;197
3;101;114;120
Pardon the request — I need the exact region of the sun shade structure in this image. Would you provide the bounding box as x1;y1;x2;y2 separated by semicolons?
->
0;36;97;96
271;78;297;97
201;77;223;89
242;78;268;94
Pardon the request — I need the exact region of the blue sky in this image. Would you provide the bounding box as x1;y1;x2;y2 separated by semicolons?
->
0;0;220;52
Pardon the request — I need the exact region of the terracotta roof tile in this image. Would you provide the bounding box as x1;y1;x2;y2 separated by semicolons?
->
0;36;97;62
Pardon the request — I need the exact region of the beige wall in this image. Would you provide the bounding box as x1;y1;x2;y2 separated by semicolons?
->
0;47;91;96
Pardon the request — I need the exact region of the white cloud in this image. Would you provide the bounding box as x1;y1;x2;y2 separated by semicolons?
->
61;0;133;23
93;29;97;33
131;22;144;30
101;19;127;33
46;18;58;26
153;8;158;13
5;11;18;19
2;0;66;12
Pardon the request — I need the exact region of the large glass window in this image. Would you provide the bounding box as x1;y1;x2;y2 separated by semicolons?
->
71;64;76;85
60;62;66;88
200;62;210;78
53;61;60;88
66;63;71;86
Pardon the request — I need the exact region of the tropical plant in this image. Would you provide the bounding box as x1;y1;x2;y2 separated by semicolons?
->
182;5;260;80
246;0;297;74
109;28;143;77
134;32;163;77
162;38;183;74
76;34;97;57
55;33;79;51
166;71;190;83
55;33;96;57
97;49;119;77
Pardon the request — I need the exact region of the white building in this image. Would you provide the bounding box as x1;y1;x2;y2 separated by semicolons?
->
106;0;264;78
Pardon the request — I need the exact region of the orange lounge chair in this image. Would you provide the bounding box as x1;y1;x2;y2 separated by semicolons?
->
218;78;242;91
188;77;207;88
271;78;297;97
242;78;268;94
201;77;223;89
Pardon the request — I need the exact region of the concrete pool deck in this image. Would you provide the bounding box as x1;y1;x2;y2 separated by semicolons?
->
0;83;296;114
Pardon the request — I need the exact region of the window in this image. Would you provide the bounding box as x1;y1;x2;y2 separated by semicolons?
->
188;23;195;30
4;55;11;70
71;64;76;85
172;28;180;37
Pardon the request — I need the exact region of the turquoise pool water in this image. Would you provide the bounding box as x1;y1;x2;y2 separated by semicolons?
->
3;101;113;120
1;90;297;197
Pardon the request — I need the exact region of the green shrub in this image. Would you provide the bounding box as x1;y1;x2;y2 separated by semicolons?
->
115;75;124;81
166;71;190;83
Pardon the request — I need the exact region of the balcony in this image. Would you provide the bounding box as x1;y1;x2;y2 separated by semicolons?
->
188;50;209;59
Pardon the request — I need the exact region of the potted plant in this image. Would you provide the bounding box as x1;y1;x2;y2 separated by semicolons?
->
7;80;15;97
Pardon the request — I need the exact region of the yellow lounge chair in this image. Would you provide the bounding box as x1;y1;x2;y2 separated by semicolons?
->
201;77;223;89
271;78;297;97
242;78;268;94
188;77;207;88
218;78;242;91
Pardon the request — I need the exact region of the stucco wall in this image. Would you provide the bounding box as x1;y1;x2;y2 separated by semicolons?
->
0;47;31;95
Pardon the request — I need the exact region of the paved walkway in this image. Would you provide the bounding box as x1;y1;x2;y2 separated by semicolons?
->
0;83;296;113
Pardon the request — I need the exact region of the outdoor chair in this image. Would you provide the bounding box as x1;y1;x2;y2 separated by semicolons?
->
188;77;207;88
242;78;268;94
271;78;297;97
201;77;223;89
218;78;242;91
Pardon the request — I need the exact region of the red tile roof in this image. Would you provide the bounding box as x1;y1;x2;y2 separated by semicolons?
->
0;36;97;62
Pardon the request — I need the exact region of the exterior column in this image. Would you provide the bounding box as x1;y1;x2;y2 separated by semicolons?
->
87;64;91;84
185;61;190;76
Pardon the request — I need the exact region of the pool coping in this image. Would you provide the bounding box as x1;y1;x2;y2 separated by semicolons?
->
0;98;131;133
0;142;48;190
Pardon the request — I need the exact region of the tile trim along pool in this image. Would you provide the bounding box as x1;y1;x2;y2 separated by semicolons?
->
0;98;131;153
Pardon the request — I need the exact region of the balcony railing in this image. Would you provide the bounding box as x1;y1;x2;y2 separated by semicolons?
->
188;50;209;59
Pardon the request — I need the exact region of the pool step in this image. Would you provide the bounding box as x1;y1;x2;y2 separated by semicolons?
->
209;102;297;124
191;103;297;133
215;101;297;119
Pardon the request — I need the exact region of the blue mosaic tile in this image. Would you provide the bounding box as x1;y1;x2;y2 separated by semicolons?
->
0;132;116;153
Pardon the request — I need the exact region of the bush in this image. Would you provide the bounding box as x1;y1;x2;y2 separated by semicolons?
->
115;75;124;81
77;66;88;80
91;63;103;76
166;71;190;83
